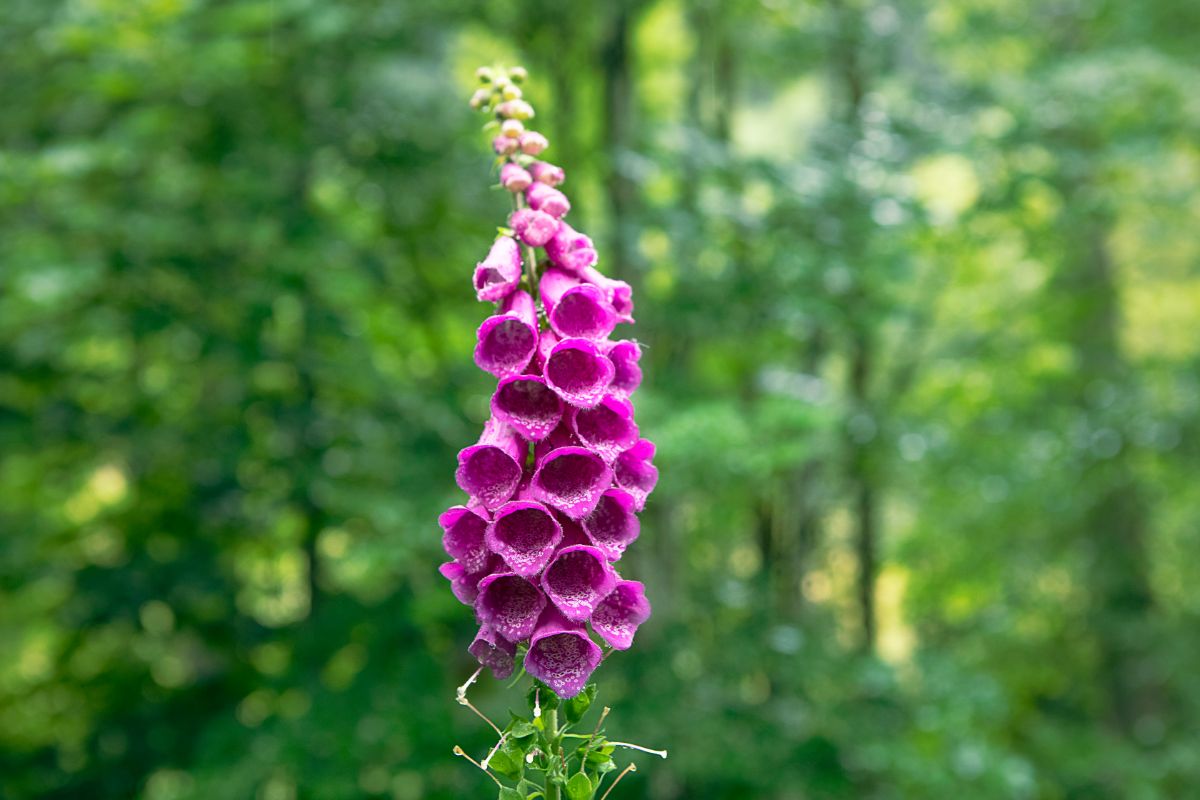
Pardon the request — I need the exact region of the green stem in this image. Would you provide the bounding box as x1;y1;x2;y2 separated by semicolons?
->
544;706;560;800
510;182;544;318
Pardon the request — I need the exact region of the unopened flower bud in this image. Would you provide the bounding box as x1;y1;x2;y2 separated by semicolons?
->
510;66;527;83
502;84;522;101
497;100;535;120
500;163;533;192
520;132;549;155
493;135;519;156
501;119;525;138
476;67;494;83
469;88;491;109
529;161;565;186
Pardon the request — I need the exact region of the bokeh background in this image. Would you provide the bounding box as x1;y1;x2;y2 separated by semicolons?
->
3;0;1199;798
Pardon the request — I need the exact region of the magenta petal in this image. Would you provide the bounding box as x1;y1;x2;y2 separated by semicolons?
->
438;505;490;573
591;580;651;650
569;396;639;462
510;208;560;247
544;338;615;409
474;290;538;378
581;489;640;561
475;572;547;642
581;266;633;323
541;545;617;622
455;419;525;511
526;182;571;218
486;501;563;578
500;163;532;192
469;624;516;679
550;286;617;341
532;424;583;465
555;513;592;548
544;222;597;274
530;446;613;519
439;557;498;606
613;438;658;511
492;375;563;441
474;236;522;302
603;340;642;399
524;607;602;698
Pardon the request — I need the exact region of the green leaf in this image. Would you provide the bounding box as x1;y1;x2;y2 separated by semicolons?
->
565;772;594;800
499;788;523;800
563;684;597;724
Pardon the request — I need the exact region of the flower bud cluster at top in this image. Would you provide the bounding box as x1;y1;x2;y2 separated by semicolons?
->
440;66;657;699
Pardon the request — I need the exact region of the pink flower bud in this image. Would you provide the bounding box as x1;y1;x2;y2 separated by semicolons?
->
529;161;565;186
520;132;549;155
501;119;524;138
500;163;532;192
492;135;518;156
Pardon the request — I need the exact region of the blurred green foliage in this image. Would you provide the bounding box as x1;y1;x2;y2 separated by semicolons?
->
2;0;1199;798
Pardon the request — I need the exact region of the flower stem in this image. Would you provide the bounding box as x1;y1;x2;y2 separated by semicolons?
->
544;706;560;800
511;190;544;320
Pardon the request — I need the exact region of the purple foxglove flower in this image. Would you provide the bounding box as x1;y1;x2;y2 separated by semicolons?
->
455;418;525;510
439;556;499;606
474;290;538;378
493;135;519;156
530;446;613;519
581;266;634;323
473;236;522;302
519;131;549;155
486;500;563;578
469;624;516;679
475;572;547;641
603;340;643;399
613;438;658;511
544;222;597;274
531;422;583;463
540;269;618;341
541;544;617;622
529;160;565;186
544;338;616;409
525;606;603;698
500;163;533;192
491;374;563;441
581;488;640;561
438;505;490;573
534;327;560;374
509;207;559;247
526;182;571;218
590;580;651;650
569;395;639;462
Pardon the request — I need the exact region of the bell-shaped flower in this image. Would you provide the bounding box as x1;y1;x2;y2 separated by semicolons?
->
544;222;597;274
438;505;490;573
529;160;565;186
524;607;602;699
530;446;612;519
581;266;633;323
475;290;538;378
590;580;651;650
473;236;522;302
509;207;559;247
486;500;563;578
544;338;615;409
493;135;519;156
475;572;547;641
541;544;617;622
603;340;642;399
469;624;516;679
439;555;500;606
491;374;563;441
581;488;640;561
613;438;658;511
569;395;639;462
540;269;618;341
455;418;525;510
526;182;571;218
